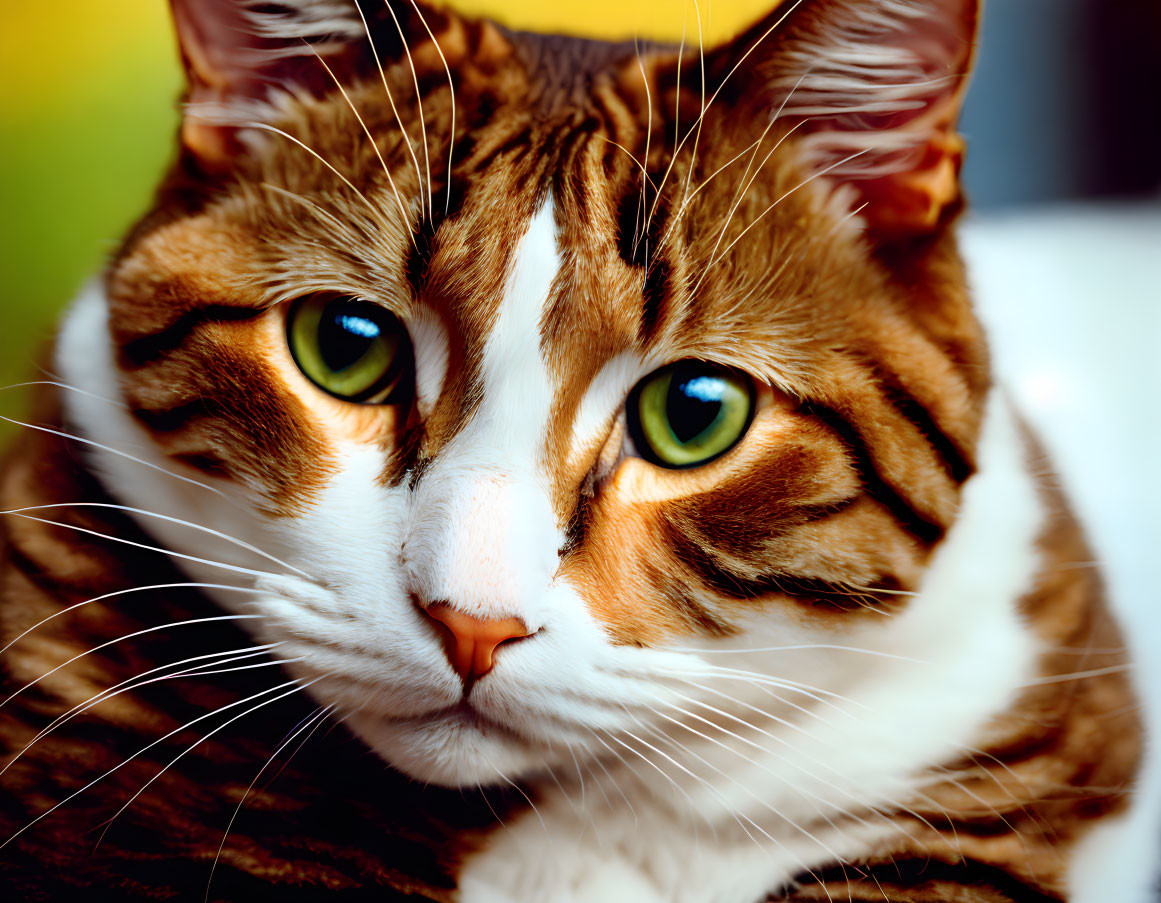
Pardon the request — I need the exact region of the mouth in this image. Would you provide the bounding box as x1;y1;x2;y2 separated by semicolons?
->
390;699;526;741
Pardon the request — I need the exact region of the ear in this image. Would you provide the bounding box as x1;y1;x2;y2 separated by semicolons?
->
169;0;365;170
713;0;980;237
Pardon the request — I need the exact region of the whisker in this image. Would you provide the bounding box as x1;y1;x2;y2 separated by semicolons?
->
304;42;417;251
630;708;847;866
0;582;269;656
666;643;929;663
205;704;334;902
381;0;432;220
673;672;868;742
710;147;873;267
0;645;280;777
260;183;354;236
407;0;455;216
351;0;426;211
479;750;550;841
655;133;768;253
6;513;287;580
0;614;264;713
0;416;228;500
614;725;799;857
630;720;764;854
690;87;809;276
651;698;943;849
650;664;869;710
1;503;310;577
637;18;685;238
257;703;344;794
661;685;980;859
680;0;810;163
0;677;311;850
94;677;321;848
579;756;614;816
1022;664;1133;686
564;741;586;810
475;781;507;828
540;755;581;820
632;37;653;261
679;0;707;207
581;728;649;828
589;725;704;830
665;683;823;749
0;380;126;408
689;141;869;303
237;122;389;220
593;134;658;192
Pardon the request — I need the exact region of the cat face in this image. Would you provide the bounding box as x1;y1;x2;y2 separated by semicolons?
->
61;0;1011;792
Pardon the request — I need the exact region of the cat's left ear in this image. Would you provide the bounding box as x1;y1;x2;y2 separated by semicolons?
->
169;0;364;170
709;0;981;237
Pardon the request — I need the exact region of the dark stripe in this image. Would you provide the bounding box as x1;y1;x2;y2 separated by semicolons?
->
663;589;734;635
590;89;633;176
799;401;945;544
172;451;232;479
4;544;80;596
616;177;667;272
872;362;975;483
119;305;265;367
949;728;1066;770
406;218;438;289
795;496;859;523
383;422;424;488
406;451;434;492
796;857;1066;903
639;257;670;343
131;400;205;433
549;117;600;220
469;127;533;174
559;490;593;558
669;528;903;610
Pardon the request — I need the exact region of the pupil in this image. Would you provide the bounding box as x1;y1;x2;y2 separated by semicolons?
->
319;304;378;373
667;371;723;443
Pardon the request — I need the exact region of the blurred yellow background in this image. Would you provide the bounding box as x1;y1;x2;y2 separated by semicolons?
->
0;0;769;435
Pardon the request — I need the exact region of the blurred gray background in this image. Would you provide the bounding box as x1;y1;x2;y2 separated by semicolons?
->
962;0;1161;208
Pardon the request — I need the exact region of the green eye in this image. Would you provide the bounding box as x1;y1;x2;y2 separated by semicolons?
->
626;361;755;469
287;295;412;403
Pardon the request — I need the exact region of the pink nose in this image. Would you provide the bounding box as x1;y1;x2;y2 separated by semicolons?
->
421;603;533;687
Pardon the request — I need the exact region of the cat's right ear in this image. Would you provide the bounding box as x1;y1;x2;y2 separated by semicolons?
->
169;0;364;170
704;0;981;238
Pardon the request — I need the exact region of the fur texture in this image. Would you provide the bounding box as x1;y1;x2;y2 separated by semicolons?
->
0;1;1147;900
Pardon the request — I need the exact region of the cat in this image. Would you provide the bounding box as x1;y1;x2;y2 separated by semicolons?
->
0;0;1153;901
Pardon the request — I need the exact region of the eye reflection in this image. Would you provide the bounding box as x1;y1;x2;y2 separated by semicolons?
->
286;295;413;405
626;361;756;469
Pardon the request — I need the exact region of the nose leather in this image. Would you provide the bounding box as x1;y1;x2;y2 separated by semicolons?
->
422;602;532;687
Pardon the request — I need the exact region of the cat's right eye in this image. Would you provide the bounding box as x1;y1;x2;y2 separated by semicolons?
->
286;295;413;404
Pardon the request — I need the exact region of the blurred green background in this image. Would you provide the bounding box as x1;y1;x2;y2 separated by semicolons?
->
0;1;179;436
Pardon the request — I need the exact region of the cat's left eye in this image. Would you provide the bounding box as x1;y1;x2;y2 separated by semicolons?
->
626;361;756;469
286;295;412;404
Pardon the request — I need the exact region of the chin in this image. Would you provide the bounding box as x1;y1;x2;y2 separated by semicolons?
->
348;707;549;788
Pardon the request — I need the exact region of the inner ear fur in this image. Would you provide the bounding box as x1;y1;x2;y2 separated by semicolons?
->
169;0;440;172
709;0;981;238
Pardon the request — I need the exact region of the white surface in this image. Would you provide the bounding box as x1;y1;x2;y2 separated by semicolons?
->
961;203;1161;901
